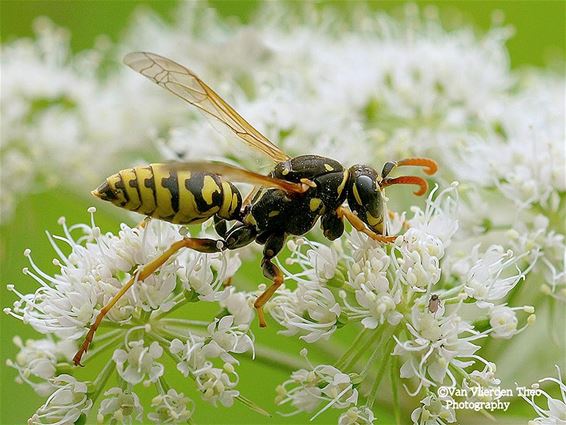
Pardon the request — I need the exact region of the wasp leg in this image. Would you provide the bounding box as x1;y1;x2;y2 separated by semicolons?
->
336;206;396;243
254;232;286;327
321;210;345;241
73;237;223;366
214;216;228;238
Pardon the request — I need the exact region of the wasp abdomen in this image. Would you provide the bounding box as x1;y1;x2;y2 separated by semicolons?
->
94;164;242;225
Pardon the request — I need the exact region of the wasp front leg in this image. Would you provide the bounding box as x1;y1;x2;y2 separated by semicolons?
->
336;206;396;243
254;232;286;327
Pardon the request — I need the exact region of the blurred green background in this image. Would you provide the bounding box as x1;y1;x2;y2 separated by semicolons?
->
1;1;564;424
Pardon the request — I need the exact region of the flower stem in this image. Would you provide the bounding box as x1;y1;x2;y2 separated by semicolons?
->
335;327;370;369
344;325;386;371
90;358;116;404
390;354;401;425
367;335;395;409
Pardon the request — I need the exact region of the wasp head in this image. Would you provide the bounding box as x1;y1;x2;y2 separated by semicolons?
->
347;165;386;234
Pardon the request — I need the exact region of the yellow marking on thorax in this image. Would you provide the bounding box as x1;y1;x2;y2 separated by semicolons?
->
120;169;141;211
134;166;156;215
268;210;280;218
202;175;221;205
309;198;322;212
324;163;334;172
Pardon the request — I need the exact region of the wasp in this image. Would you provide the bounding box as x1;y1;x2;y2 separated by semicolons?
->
73;52;437;365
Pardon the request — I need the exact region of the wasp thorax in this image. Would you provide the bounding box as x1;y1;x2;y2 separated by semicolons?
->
347;165;386;234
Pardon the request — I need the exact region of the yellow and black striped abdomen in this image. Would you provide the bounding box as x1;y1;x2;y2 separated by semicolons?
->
93;163;242;225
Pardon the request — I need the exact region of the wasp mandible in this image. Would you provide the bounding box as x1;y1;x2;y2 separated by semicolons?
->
73;52;437;366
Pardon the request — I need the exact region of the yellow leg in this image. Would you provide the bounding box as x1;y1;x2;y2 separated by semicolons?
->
73;237;222;366
337;206;396;243
253;259;284;328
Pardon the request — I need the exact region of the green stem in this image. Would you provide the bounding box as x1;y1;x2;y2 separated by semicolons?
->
335;328;370;369
390;354;401;425
85;332;124;362
344;325;386;371
236;344;306;372
367;336;395;409
90;359;116;403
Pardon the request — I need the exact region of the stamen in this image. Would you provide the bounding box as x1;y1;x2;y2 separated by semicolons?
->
381;176;429;196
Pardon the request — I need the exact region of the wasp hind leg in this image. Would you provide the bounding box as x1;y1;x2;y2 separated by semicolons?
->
254;232;286;327
73;236;224;366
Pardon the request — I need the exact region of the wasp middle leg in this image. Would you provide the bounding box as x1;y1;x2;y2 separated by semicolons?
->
254;232;286;327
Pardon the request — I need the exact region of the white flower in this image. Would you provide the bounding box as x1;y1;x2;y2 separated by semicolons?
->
195;363;240;407
461;245;528;308
202;315;254;363
177;249;240;302
411;393;456;425
394;305;485;393
489;305;518;339
4;213;184;340
307;242;340;283
112;340;164;385
523;366;566;425
340;240;402;328
28;375;92;425
170;335;206;378
276;356;358;419
341;288;402;329
269;281;341;343
338;406;376;425
148;389;194;424
6;337;75;396
392;228;443;290
462;362;501;402
408;184;459;246
221;289;255;326
97;387;143;424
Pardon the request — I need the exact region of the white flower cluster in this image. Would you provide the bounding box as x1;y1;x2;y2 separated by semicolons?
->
272;185;538;423
3;1;564;424
5;210;253;423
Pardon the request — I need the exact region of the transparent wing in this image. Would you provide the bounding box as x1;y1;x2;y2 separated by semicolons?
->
165;161;307;194
124;52;290;163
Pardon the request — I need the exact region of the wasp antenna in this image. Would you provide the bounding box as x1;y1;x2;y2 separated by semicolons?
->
380;175;428;196
396;158;438;175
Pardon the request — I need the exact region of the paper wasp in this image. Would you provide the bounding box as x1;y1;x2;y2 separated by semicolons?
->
73;52;437;365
